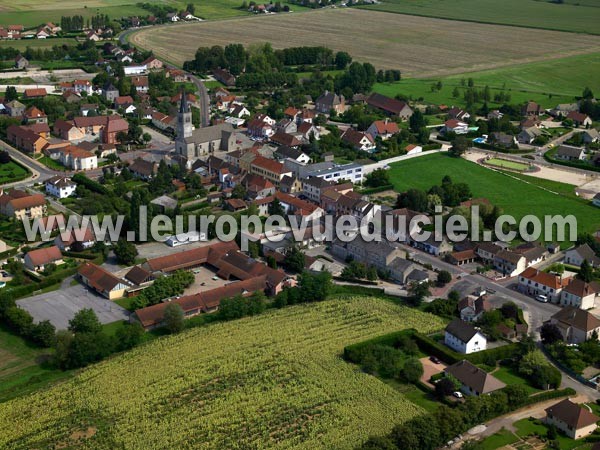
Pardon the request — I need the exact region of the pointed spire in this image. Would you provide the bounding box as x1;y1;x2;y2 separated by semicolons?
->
179;87;189;113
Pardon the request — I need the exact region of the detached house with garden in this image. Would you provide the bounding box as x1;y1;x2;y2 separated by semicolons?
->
444;318;487;354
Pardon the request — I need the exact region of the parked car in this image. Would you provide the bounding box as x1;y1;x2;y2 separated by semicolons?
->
453;391;463;398
430;356;441;364
535;294;548;303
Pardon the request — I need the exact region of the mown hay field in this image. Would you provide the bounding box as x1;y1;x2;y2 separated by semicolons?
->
359;0;600;35
129;8;600;77
0;296;445;449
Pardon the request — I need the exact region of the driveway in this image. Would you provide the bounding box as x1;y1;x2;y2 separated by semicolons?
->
16;283;129;330
420;356;447;388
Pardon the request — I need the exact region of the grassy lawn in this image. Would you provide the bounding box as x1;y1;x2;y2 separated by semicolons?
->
0;161;30;184
485;158;531;172
513;417;584;450
357;0;600;34
39;156;67;171
0;38;78;50
204;80;225;90
0;325;72;403
492;366;540;395
478;428;519;450
114;296;136;312
373;52;600;108
388;153;600;244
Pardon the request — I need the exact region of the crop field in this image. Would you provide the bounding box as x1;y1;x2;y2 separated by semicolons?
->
373;52;600;108
129;8;600;77
388;154;600;240
0;296;445;449
358;0;600;35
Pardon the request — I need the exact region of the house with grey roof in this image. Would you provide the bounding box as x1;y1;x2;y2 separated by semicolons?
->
555;145;586;162
444;318;487;354
445;360;505;396
564;244;600;268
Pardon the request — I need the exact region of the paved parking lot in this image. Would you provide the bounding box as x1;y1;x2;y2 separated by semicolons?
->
420;356;447;388
136;239;215;261
182;266;229;296
17;283;129;330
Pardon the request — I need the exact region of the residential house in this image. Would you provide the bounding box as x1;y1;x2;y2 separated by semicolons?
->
131;76;149;93
494;249;527;277
79;104;98;117
567;111;593;128
366;119;400;140
212;68;236;86
489;132;516;149
445;360;506;396
458;295;491;322
55;146;98;170
14;54;28;69
341;129;376;152
24;246;63;271
279;175;302;194
23;88;47;100
23;106;47;124
549;307;600;344
521;101;541;118
6;125;48;154
229;104;250;119
518;267;568;302
142;56;163;70
517;126;543;144
151;111;176;132
103;83;120;102
270;131;302;148
315;91;345;115
247;118;274;139
582;129;599;144
297;122;320;141
443;119;469;135
555;145;586;162
275;146;310;164
0;190;46;219
410;233;452;256
78;262;129;300
249;155;293;187
545;399;599;439
150;195;178;213
444;318;487;354
405;144;423;155
565;244;600;268
366;93;413;120
55;227;96;252
73;79;92;95
448;107;470;121
550;103;579;118
243;174;275;199
594;193;600;208
561;279;599;309
129;158;157;180
45;175;76;199
5;100;25;117
275;118;297;134
302;176;334;203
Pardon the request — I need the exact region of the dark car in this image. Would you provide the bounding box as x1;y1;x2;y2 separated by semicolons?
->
430;356;441;364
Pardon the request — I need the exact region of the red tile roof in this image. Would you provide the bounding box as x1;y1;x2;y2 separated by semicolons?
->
25;246;62;267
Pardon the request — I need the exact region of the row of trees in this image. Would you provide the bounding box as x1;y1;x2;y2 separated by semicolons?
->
131;271;195;310
184;43;354;75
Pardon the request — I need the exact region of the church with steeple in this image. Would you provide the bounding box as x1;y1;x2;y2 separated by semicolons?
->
174;87;234;165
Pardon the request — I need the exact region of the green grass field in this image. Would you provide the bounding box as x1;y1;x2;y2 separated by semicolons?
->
0;296;444;449
0;161;30;184
373;52;600;108
0;37;78;50
484;158;531;172
0;326;72;403
357;0;600;35
388;153;600;242
477;428;519;450
491;366;540;395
